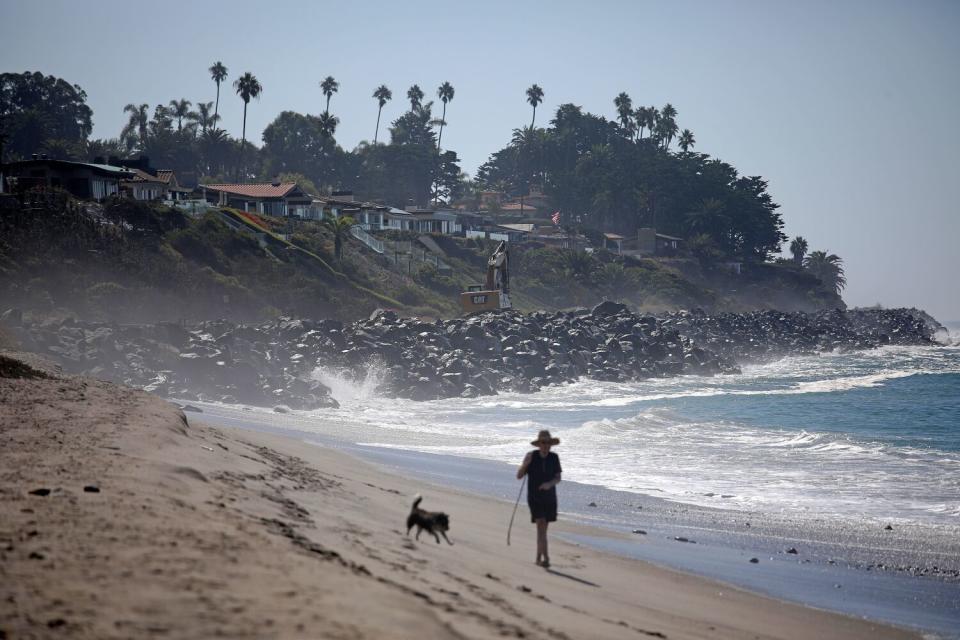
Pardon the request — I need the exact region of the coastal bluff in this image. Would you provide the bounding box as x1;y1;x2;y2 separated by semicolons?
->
3;306;942;410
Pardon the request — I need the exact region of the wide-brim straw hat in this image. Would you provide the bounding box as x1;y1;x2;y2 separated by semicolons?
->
531;429;560;446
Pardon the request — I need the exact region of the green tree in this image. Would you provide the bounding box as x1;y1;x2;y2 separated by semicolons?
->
121;103;149;150
476;102;786;258
320;75;339;114
655;103;678;149
684;198;726;236
199;127;232;176
407;84;424;110
317;111;339;139
804;250;846;293
261;111;324;176
0;72;93;160
526;84;544;128
234;72;262;176
436;81;455;151
149;104;173;137
678;129;695;152
322;214;354;261
597;261;630;293
372;85;392;144
789;236;808;265
614;92;633;134
86;137;126;161
634;106;655;140
39;137;83;160
209;61;228;123
169;99;192;132
558;249;596;283
189;101;218;134
688;233;724;265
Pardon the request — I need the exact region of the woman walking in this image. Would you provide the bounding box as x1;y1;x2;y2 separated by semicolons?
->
516;430;562;567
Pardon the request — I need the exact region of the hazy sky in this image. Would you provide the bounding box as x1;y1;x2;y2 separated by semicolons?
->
2;0;958;320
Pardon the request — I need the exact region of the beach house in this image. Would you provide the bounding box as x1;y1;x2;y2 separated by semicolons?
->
201;182;314;217
1;156;132;200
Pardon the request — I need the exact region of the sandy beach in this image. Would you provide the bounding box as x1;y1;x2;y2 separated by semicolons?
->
0;353;920;639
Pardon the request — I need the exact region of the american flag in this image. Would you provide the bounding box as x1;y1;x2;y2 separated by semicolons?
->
551;211;560;225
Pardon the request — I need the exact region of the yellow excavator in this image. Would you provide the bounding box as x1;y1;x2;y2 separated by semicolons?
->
460;240;512;313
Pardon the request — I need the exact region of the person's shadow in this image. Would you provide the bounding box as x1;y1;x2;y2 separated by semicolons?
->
545;567;600;587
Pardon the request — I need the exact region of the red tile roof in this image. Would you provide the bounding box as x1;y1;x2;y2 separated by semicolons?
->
156;170;175;184
204;182;298;198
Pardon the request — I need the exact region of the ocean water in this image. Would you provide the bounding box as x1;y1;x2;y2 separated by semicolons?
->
282;336;960;527
188;333;960;636
197;333;960;527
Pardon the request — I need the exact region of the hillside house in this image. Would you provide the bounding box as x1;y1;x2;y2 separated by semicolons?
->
498;201;538;216
1;157;132;200
408;208;460;234
157;170;191;201
622;228;685;257
201;182;313;217
123;168;192;202
604;232;625;255
123;169;164;201
493;223;535;243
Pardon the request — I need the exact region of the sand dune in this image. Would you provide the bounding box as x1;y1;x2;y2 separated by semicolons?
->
0;355;916;639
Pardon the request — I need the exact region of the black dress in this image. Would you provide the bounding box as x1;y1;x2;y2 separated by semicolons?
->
526;451;562;522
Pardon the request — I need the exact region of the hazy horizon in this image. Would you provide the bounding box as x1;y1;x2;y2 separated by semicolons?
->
2;0;958;320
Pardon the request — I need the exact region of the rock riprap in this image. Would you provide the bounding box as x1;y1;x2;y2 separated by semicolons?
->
3;306;941;409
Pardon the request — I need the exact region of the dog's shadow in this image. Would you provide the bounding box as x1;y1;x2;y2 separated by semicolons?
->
545;567;600;588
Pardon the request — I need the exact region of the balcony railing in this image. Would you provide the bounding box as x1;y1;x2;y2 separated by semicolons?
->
349;225;385;254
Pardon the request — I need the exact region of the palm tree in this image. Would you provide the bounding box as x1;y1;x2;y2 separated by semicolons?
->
233;72;262;175
559;249;596;282
789;236;809;265
633;106;649;140
209;61;228;123
678;129;695;152
86;138;126;161
199;127;230;175
804;250;846;293
655;110;678;150
684;198;726;235
149;104;173;137
656;103;679;149
322;214;354;261
372;85;392;143
121;103;149;149
189;101;218;134
317;112;339;138
169;99;192;132
526;84;544;128
407;84;424;110
320;75;339;114
436;81;455;151
614;92;633;133
598;262;629;293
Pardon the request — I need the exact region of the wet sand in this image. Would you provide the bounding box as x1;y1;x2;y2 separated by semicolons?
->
0;356;920;639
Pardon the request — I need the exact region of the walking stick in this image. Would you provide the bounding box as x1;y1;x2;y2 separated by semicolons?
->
507;476;526;546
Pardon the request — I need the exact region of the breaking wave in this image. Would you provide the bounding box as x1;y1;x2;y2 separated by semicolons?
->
198;344;960;525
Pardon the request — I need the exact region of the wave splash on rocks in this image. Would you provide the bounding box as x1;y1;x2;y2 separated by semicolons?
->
2;304;942;410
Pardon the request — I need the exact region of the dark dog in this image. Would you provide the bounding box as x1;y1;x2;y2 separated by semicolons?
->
406;495;453;545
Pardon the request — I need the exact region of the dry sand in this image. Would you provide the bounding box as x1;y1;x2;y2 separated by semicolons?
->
0;354;919;639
